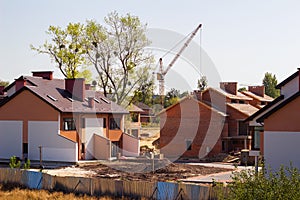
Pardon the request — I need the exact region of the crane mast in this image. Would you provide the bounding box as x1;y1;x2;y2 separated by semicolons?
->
157;24;202;103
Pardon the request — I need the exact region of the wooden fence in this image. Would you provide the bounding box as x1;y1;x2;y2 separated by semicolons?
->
0;168;220;199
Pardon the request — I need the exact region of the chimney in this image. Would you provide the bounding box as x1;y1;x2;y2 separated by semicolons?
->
249;86;265;97
0;86;4;95
220;82;237;95
32;71;53;80
15;76;26;92
85;84;91;90
65;78;85;101
193;90;202;101
298;68;300;91
88;97;95;108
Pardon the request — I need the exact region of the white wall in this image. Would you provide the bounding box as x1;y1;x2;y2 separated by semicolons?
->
94;134;111;160
281;76;299;98
264;131;300;170
0;121;22;159
7;86;15;97
84;118;104;159
122;133;139;157
28;121;78;162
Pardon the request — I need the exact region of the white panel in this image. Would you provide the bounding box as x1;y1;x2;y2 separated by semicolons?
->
85;118;103;159
7;86;16;97
264;131;300;170
0;121;22;159
281;76;299;98
28;121;77;162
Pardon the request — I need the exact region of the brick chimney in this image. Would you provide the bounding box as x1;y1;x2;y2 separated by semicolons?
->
249;86;265;97
15;76;26;92
193;90;202;101
298;68;300;91
88;97;95;108
0;86;4;95
220;82;237;95
32;71;53;80
65;78;85;101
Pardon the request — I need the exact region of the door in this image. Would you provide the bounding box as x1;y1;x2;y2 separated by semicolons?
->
111;141;120;157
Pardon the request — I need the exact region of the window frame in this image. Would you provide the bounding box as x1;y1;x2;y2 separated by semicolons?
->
63;118;76;131
109;117;121;130
186;139;192;151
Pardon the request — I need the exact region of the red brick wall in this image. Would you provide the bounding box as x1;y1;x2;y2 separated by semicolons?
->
249;86;264;97
220;82;237;95
159;97;227;159
248;98;262;108
225;105;248;137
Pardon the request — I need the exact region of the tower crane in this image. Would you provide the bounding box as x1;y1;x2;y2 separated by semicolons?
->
157;24;202;103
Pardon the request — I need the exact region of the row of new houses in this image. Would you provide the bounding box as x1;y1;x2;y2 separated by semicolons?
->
0;69;299;170
159;68;300;170
159;82;271;159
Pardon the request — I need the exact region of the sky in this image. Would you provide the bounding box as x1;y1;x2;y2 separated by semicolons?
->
1;0;300;92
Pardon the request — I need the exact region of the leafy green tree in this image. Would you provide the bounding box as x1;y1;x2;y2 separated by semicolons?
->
0;80;9;87
164;88;181;108
263;72;280;98
77;66;92;84
84;12;154;105
31;23;87;78
197;76;208;91
131;77;155;106
238;87;247;92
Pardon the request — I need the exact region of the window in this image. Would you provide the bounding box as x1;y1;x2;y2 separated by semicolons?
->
222;141;226;152
81;118;85;128
131;113;139;122
103;118;106;128
238;121;248;136
23;143;28;154
81;143;85;153
239;100;245;104
110;118;121;130
254;126;263;149
231;99;237;103
64;118;76;131
186;139;192;151
132;129;139;137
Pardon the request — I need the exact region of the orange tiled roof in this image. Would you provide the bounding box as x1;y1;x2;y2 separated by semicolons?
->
227;103;259;117
241;91;273;102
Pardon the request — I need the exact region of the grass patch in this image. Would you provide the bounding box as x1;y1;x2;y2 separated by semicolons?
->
0;183;141;200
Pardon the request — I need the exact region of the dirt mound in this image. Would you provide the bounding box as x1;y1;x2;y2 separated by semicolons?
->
78;160;232;182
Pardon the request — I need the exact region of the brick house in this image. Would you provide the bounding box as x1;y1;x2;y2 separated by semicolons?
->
201;82;259;152
134;102;153;123
247;69;300;169
0;71;139;163
158;81;271;160
126;104;143;138
159;96;227;159
241;86;273;108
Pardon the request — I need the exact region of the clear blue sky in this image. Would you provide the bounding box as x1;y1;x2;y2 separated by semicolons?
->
1;0;300;91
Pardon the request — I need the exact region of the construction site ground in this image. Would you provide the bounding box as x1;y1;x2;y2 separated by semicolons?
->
43;128;239;182
43;160;234;182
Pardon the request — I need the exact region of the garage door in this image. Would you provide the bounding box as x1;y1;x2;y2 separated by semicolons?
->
0;120;22;159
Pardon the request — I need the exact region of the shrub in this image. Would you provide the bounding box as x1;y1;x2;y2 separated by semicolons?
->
23;159;30;170
217;164;300;199
9;156;21;169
